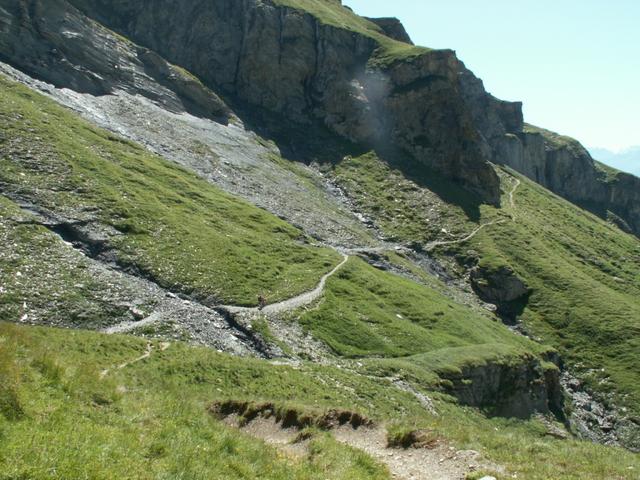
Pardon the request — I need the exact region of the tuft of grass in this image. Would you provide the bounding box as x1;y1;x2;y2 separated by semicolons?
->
0;75;340;306
0;329;23;421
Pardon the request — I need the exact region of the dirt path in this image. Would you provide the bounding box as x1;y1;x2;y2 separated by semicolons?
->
333;425;486;480
507;177;520;220
424;173;521;251
100;341;170;378
220;253;349;316
423;219;507;252
103;173;521;343
223;415;497;480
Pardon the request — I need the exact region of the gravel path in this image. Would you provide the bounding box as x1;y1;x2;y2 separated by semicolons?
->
220;253;349;316
222;414;501;480
424;174;521;251
100;341;171;378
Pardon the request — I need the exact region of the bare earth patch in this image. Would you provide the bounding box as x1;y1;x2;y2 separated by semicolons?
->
212;402;504;480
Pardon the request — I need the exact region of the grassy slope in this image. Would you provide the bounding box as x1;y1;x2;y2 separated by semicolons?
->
333;152;479;243
1;322;638;480
331;151;640;420
0;76;340;306
271;0;430;65
0;323;389;480
468;171;640;417
297;257;544;362
0;195;142;328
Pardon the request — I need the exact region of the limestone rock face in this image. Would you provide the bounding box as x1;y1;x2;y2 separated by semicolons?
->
364;17;414;44
470;264;530;320
60;0;512;204
2;0;637;224
470;265;529;304
0;0;230;122
438;353;564;419
494;125;640;236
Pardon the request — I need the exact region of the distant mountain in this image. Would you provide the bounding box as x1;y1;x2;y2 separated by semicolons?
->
589;146;640;176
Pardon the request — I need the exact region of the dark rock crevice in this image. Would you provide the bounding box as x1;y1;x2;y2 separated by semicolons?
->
470;265;531;323
437;353;565;421
3;193;280;357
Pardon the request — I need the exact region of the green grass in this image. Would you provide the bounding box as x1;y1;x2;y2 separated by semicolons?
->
465;170;640;418
297;256;545;360
0;195;147;328
1;322;638;479
330;150;640;421
332;152;478;244
271;0;430;66
0;76;340;306
0;324;392;480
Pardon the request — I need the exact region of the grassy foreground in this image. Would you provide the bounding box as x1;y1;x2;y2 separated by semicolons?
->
0;322;638;479
298;256;544;360
0;76;340;306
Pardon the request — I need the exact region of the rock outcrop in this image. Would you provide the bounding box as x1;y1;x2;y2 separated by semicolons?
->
438;353;564;420
52;0;515;203
494;125;640;236
364;17;413;44
470;265;530;320
0;0;230;122
2;0;637;229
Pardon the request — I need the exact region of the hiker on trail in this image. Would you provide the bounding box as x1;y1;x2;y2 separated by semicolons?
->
258;295;267;311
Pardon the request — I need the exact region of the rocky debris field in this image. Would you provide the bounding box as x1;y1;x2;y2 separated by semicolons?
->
0;63;376;249
0;199;268;356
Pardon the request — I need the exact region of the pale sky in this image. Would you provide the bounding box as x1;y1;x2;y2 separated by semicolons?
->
346;0;640;152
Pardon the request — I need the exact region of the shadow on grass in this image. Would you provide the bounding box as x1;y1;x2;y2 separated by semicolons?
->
236;102;483;222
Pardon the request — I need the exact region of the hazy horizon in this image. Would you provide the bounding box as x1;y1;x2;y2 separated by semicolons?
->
346;0;639;155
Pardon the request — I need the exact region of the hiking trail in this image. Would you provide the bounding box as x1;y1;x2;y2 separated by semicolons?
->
220;412;503;480
100;341;170;378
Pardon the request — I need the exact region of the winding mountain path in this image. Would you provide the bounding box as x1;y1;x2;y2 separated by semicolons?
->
424;173;521;251
220;253;349;316
103;173;520;336
100;341;170;377
103;254;349;335
508;177;521;218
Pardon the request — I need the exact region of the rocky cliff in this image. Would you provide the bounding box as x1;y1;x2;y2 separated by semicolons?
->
0;0;230;121
1;0;520;203
438;353;564;420
1;0;637;232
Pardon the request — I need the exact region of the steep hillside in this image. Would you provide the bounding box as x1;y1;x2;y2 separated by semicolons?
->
0;74;561;414
39;0;640;236
3;74;639;478
0;0;639;477
2;321;640;479
329;151;640;448
0;77;341;308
